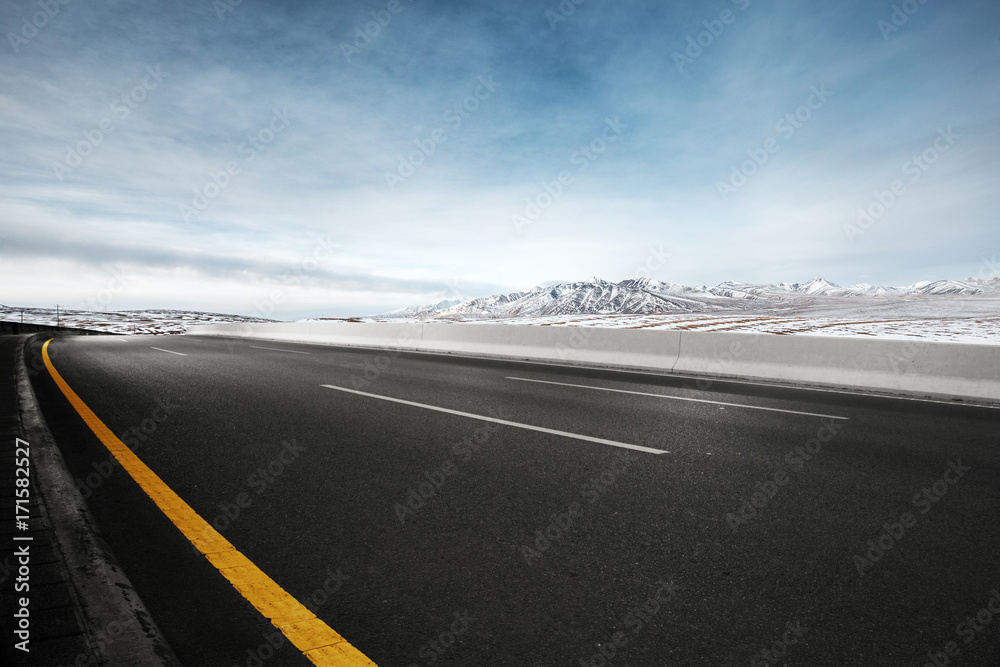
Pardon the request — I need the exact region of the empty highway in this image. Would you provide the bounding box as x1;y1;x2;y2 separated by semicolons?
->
27;334;1000;666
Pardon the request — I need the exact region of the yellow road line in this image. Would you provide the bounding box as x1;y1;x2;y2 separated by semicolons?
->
42;339;376;667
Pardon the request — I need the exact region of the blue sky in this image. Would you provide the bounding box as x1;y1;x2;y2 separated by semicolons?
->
1;0;998;318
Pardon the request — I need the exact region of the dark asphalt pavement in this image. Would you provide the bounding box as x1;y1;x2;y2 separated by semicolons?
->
26;334;1000;666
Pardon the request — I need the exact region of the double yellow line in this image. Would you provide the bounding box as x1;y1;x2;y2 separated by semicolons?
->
42;339;376;666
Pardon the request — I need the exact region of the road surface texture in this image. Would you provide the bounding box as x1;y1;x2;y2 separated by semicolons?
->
26;334;1000;666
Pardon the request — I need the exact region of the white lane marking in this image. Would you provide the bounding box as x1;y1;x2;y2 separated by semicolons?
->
282;340;999;410
249;345;312;355
506;376;849;420
187;337;999;411
320;384;669;455
150;347;187;356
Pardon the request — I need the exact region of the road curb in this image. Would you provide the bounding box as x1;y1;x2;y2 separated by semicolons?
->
16;334;180;666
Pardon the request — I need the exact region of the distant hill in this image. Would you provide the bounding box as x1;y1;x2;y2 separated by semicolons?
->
0;305;277;335
373;276;994;319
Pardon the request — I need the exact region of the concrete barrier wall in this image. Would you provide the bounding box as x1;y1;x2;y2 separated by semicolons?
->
673;331;1000;400
185;322;1000;404
190;321;684;371
417;325;682;371
187;321;422;349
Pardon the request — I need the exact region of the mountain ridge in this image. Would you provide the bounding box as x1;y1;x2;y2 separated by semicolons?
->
374;276;995;319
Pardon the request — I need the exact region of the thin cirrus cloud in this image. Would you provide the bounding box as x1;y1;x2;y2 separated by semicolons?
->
0;0;998;319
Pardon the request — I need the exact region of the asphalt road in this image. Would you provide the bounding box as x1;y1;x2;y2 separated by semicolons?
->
27;334;1000;666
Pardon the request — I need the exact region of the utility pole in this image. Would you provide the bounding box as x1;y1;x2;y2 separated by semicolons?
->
56;304;60;327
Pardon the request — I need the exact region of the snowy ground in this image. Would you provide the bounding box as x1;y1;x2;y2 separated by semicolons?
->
4;295;997;344
0;305;276;335
366;294;1000;345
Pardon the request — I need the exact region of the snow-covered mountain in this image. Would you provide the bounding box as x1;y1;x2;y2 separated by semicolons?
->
386;278;722;319
479;278;715;317
966;276;1000;290
907;279;987;295
707;277;984;298
374;277;989;319
377;298;463;319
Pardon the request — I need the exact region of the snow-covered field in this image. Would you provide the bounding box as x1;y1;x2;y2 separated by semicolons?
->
0;305;276;335
367;294;1000;345
364;276;1000;345
375;312;999;345
4;278;998;345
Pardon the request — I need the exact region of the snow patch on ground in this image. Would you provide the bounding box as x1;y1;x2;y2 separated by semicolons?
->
5;290;997;345
365;295;1000;345
0;305;277;335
